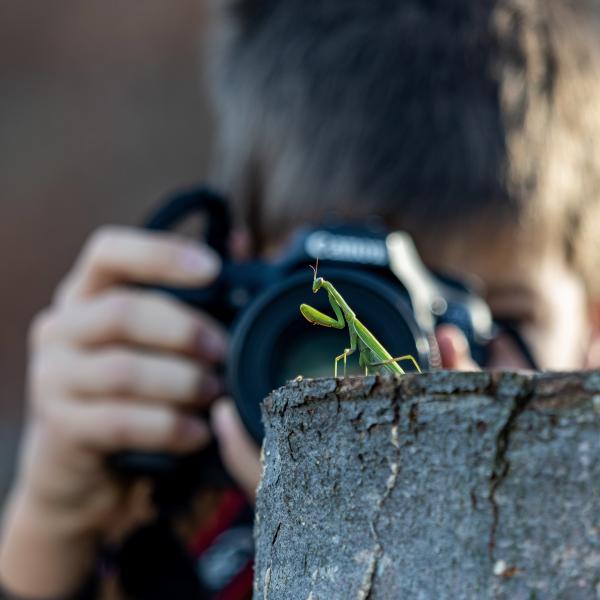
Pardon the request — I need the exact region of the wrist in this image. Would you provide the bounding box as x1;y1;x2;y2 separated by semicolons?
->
0;487;99;599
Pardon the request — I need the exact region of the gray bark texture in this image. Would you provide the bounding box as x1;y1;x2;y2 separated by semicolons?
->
254;371;600;599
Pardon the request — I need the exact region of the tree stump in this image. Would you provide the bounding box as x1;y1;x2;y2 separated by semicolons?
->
254;371;600;599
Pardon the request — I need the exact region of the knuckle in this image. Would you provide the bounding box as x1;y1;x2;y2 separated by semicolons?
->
167;314;198;352
28;309;56;349
186;365;204;395
162;414;187;447
105;413;135;449
182;314;205;348
52;276;74;305
148;241;181;273
161;301;203;347
102;351;139;392
173;362;203;400
83;226;125;267
101;291;136;336
147;292;200;350
87;225;120;255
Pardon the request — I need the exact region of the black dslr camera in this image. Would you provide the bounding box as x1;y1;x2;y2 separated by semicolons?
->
111;186;494;486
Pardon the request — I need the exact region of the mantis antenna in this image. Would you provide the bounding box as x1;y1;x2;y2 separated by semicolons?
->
310;258;319;279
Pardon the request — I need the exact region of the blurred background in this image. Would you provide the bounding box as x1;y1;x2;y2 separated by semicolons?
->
0;1;215;502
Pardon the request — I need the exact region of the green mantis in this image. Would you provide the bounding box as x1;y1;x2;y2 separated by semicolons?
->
299;262;422;377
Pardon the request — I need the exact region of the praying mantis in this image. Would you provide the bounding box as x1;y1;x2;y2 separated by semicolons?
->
300;261;422;377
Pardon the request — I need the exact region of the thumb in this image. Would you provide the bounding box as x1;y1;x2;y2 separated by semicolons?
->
211;398;261;502
435;324;480;371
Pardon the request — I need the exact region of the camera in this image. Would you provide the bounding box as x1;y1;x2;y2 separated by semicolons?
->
111;186;494;486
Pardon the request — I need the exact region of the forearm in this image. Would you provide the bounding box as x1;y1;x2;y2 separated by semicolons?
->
0;489;97;599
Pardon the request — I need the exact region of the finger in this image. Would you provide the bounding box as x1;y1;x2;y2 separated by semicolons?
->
33;347;222;407
56;227;220;305
211;398;261;502
435;324;480;371
32;290;227;362
42;400;211;454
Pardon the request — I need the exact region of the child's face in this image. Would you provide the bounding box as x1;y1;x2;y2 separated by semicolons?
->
426;242;597;371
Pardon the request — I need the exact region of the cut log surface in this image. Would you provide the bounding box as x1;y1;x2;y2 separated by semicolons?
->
254;371;600;599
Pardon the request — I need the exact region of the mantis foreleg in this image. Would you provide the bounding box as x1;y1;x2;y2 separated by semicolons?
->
300;290;346;329
369;354;422;373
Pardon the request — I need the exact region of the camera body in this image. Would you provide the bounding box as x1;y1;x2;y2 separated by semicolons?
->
111;186;494;484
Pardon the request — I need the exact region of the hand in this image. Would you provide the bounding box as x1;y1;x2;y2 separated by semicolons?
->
0;227;229;598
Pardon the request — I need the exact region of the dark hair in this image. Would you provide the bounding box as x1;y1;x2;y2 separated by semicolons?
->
208;0;600;295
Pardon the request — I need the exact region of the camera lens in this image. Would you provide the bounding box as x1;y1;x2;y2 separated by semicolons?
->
227;267;430;442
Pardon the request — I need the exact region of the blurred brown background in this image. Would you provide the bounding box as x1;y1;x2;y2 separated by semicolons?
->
0;1;215;501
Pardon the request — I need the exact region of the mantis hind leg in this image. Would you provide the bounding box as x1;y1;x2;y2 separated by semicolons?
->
359;345;370;376
334;320;359;377
369;354;422;374
335;347;356;377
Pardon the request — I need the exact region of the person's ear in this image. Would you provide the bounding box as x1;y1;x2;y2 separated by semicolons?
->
584;300;600;369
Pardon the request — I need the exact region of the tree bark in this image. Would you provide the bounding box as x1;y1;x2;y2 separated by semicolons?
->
254;371;600;599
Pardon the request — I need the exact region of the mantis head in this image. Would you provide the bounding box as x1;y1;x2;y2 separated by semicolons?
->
310;260;324;293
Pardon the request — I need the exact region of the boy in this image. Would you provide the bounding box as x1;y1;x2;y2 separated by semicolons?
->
1;0;600;598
